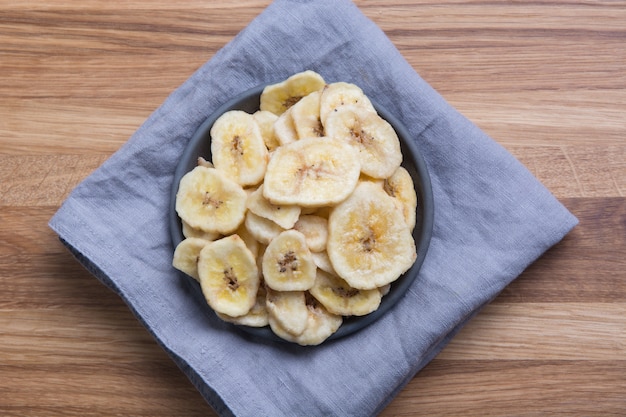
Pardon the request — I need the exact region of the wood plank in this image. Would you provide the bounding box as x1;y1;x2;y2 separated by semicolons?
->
0;308;161;364
383;360;626;416
439;303;626;361
497;197;626;303
0;156;107;206
0;363;214;417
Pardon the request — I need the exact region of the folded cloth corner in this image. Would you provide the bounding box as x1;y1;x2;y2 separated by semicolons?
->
49;0;578;416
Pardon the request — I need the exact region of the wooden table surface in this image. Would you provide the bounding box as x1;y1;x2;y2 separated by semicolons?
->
1;1;625;415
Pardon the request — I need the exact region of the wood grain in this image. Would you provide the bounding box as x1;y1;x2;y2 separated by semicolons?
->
1;1;624;416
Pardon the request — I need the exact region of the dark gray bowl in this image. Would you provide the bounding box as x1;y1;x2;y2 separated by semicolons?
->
169;84;434;344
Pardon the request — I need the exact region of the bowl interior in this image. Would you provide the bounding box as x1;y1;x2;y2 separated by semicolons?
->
169;85;434;343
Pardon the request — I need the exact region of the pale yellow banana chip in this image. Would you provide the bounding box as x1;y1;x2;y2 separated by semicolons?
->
379;284;392;297
383;166;417;231
210;110;269;187
172;237;211;281
273;106;299;146
234;223;260;259
327;181;416;290
197;156;214;168
260;70;326;116
311;251;337;276
291;90;324;139
309;269;382;317
176;166;247;235
181;219;220;241
252;110;280;152
244;211;284;245
267;293;343;346
197;234;260;318
262;230;316;292
216;285;269;328
266;288;309;337
263;136;361;207
308;205;332;219
292;294;343;346
324;105;402;179
246;184;301;229
293;214;328;252
319;81;375;126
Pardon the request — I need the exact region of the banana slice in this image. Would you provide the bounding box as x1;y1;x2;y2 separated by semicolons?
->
293;294;343;346
256;243;267;281
197;156;214;168
359;172;384;186
244;211;284;245
268;292;343;345
216;285;269;327
327;181;416;290
309;269;382;316
266;288;309;337
181;219;220;241
172;237;211;281
291;90;324;139
379;284;392;297
383;166;417;231
319;81;375;126
234;223;260;259
262;229;316;291
263;136;361;207
197;234;260;317
273;106;299;146
293;214;328;252
252;110;280;152
324;106;402;179
309;205;332;219
176;166;247;235
246;184;301;229
260;70;326;116
210;110;269;187
311;251;337;276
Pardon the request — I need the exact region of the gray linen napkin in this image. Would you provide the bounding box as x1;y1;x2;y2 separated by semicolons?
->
49;0;578;416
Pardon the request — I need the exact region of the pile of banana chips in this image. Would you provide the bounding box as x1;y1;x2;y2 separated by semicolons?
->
173;71;418;345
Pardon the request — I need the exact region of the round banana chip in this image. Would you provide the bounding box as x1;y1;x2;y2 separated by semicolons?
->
266;287;309;337
294;294;343;346
175;166;247;235
246;184;301;230
197;234;260;318
383;166;418;231
324;105;402;179
293;214;328;252
181;219;220;241
291;90;324;139
210;110;269;187
262;230;316;292
252;110;280;152
319;81;375;126
273;106;299;146
263;136;361;207
244;211;284;245
216;285;269;328
309;269;382;317
172;237;211;282
327;181;417;290
260;70;326;116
